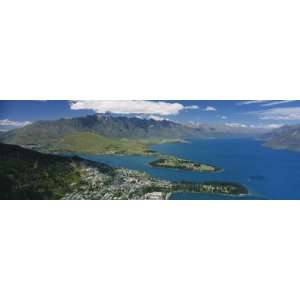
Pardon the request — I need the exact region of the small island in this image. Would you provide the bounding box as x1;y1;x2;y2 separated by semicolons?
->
149;156;222;173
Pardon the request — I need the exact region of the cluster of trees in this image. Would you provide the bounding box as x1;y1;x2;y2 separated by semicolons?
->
137;180;248;197
172;181;248;195
0;143;84;199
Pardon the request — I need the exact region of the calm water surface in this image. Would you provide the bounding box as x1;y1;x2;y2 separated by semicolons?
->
81;139;300;200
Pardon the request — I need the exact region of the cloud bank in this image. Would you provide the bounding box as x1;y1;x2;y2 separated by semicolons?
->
70;100;198;116
225;122;282;129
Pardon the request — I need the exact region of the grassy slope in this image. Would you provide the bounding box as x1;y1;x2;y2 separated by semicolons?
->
55;132;155;155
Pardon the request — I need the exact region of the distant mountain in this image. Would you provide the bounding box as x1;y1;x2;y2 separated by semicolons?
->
262;124;300;151
0;114;208;149
185;122;271;137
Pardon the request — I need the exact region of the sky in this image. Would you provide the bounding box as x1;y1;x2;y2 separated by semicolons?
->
1;100;300;131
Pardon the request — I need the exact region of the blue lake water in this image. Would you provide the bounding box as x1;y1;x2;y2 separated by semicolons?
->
80;139;300;200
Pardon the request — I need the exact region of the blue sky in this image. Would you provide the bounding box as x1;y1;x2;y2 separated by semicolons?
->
1;100;300;131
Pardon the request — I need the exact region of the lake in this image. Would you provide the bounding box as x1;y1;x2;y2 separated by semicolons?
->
80;139;300;200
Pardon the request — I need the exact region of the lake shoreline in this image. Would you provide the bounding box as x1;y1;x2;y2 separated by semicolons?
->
169;191;251;200
32;137;300;200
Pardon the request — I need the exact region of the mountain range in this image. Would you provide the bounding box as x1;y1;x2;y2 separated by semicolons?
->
1;113;299;154
0;114;213;154
0;114;202;139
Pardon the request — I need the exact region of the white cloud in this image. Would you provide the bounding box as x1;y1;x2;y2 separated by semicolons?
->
225;122;248;128
148;115;170;121
204;106;216;111
0;119;31;127
184;105;199;110
70;100;197;116
254;107;300;120
264;123;283;129
221;115;227;119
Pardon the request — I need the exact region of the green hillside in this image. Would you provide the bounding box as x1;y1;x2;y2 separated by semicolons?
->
0;142;113;199
55;132;155;155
